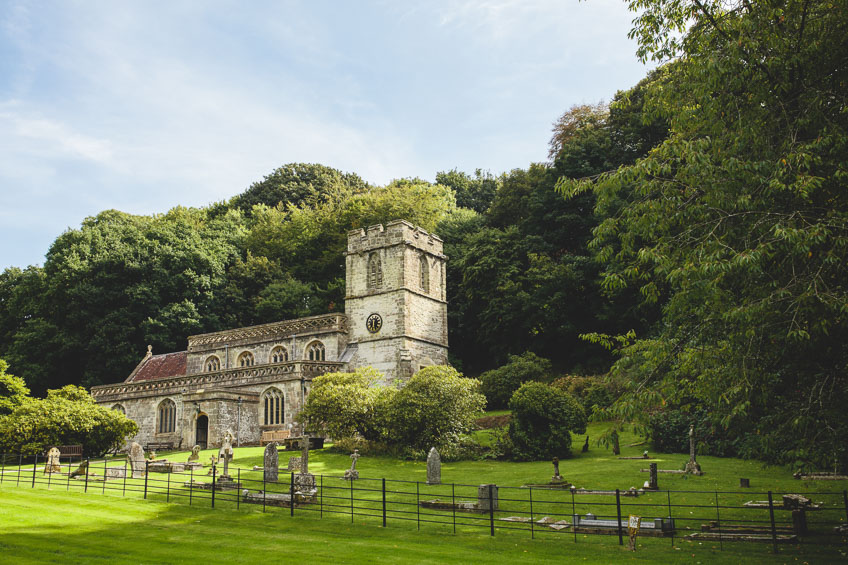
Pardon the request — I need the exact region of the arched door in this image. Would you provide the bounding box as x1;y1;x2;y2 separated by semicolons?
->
195;414;209;449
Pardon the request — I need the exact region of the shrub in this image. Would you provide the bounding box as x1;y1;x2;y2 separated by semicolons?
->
298;367;394;442
507;382;586;461
388;365;486;451
479;352;552;409
551;374;620;415
0;384;138;456
0;360;29;416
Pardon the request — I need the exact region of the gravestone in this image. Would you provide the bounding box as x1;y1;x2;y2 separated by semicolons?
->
287;456;302;471
295;435;315;492
344;449;360;480
550;457;564;485
643;463;659;490
219;430;234;480
264;441;279;483
582;436;589;453
128;442;146;478
478;484;499;512
69;460;88;478
611;430;621;456
43;447;61;474
187;445;201;463
426;447;441;485
683;425;703;475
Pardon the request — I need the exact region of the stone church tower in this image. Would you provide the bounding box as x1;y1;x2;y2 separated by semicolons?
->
344;220;448;382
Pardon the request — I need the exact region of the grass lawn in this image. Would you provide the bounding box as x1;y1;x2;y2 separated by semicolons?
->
1;421;846;563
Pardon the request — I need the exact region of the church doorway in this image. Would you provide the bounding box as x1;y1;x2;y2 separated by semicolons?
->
195;414;209;449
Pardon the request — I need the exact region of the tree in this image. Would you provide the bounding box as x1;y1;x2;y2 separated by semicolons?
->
0;359;29;415
435;168;499;214
0;383;138;455
479;352;553;409
298;367;393;442
562;0;848;469
387;366;485;451
508;382;586;460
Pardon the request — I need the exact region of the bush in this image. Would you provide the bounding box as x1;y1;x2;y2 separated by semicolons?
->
647;407;735;456
507;382;586;461
0;384;138;456
388;365;486;451
302;365;485;454
479;352;552;409
298;367;393;441
551;374;617;415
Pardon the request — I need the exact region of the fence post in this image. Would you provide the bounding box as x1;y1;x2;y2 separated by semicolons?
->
17;453;22;486
489;485;495;537
350;476;354;523
843;490;848;525
529;487;534;539
122;459;127;497
715;491;723;551
667;489;674;547
66;458;71;491
452;483;456;534
32;453;38;488
767;491;778;554
572;488;577;543
237;468;240;510
189;466;193;506
1;453;5;485
320;474;323;518
102;457;107;494
289;472;294;517
166;467;170;502
211;464;216;508
47;456;53;489
615;488;624;546
382;478;387;527
144;460;149;499
84;459;89;493
263;467;267;514
416;481;420;530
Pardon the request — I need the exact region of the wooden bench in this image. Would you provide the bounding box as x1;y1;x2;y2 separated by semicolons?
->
46;444;83;460
144;442;175;452
260;430;291;446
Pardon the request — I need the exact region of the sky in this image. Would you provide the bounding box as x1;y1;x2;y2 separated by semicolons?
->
0;0;652;270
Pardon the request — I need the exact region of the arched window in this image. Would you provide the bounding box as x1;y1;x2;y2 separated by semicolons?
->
237;351;255;367
367;253;383;290
204;355;221;372
306;341;325;361
262;387;284;426
270;346;288;364
112;404;125;415
419;254;430;293
157;399;176;434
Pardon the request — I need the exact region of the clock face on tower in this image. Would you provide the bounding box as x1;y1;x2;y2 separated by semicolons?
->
366;313;383;334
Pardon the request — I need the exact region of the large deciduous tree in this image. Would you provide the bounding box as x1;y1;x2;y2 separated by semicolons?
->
561;0;848;469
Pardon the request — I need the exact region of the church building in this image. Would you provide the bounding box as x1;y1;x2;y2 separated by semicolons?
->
91;220;449;449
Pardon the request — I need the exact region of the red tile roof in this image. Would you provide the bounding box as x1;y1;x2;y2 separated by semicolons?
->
129;351;187;382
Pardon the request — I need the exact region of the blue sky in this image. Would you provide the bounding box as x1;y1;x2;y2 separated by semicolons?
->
0;1;652;270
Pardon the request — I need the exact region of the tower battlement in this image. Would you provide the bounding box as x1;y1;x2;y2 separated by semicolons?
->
347;220;444;257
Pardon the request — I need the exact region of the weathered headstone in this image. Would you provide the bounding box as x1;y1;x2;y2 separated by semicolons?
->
611;430;621;456
69;460;88;478
683;424;703;475
219;430;234;479
128;442;146;478
344;449;360;480
643;463;658;490
264;441;279;483
295;435;315;492
582;436;589;453
426;447;441;485
43;447;61;474
300;436;309;474
550;457;563;484
287;456;302;471
477;484;499;512
187;445;201;463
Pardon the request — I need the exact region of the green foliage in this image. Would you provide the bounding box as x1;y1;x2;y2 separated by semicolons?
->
301;366;485;454
0;383;138;456
298;367;393;442
507;382;586;461
387;366;486;452
559;0;848;469
550;375;617;415
479;352;552;409
435;168;499;214
0;359;29;415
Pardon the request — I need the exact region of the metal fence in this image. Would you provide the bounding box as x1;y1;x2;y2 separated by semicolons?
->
2;452;847;554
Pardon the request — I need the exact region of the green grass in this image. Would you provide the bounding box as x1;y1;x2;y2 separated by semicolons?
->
1;421;846;564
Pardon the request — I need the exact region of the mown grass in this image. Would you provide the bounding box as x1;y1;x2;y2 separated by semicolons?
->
1;421;846;564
